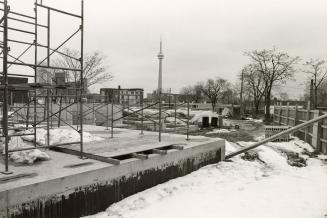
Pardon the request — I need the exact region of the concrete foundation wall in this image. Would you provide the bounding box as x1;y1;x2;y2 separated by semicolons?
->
0;140;225;218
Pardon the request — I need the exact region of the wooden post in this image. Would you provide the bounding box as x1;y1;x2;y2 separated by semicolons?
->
312;110;322;151
278;105;282;125
292;105;298;137
26;93;30;130
304;101;311;143
58;95;63;127
286;102;290;126
92;100;95;124
273;104;276;124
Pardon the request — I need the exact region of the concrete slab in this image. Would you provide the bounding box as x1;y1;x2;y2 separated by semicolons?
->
72;129;210;157
0;128;225;218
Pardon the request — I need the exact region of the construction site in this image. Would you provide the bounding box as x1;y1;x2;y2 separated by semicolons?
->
0;1;327;218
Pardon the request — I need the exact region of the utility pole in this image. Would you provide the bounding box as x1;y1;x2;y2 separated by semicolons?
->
310;79;314;109
157;40;164;142
240;69;244;117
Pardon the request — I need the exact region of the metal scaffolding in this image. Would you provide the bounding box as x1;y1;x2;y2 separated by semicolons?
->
0;0;84;174
0;0;193;175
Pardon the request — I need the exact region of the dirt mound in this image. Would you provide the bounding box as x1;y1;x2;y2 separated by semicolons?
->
284;151;307;167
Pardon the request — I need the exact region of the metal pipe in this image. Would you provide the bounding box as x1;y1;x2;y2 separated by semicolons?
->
0;73;35;78
187;98;190;140
47;8;50;66
8;16;47;28
140;91;144;135
8;43;33;68
35;3;82;18
38;27;81;66
33;0;37;148
34;101;76;126
0;8;35;20
111;90;114;138
6;39;79;61
8;133;34;137
113;102;158;122
226;112;327;159
79;0;84;159
6;61;82;71
106;99;109;130
58;95;63;127
0;25;36;35
8;141;81;153
8;38;34;45
1;0;11;174
46;89;50;148
174;95;177;132
26;92;30;129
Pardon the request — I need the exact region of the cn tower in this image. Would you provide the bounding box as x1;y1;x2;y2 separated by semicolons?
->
157;40;164;142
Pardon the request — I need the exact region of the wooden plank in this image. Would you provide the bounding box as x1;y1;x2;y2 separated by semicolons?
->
152;149;168;155
89;141;190;158
171;145;184;150
131;153;148;160
0;173;37;183
51;147;121;165
320;138;327;143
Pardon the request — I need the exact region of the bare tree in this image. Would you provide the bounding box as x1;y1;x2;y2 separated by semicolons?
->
179;84;204;103
200;77;228;112
246;48;299;121
241;64;265;116
38;48;112;90
278;92;289;101
304;58;327;108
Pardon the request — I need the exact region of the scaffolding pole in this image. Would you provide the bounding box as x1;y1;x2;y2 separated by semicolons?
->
1;0;11;174
79;0;85;159
0;0;85;173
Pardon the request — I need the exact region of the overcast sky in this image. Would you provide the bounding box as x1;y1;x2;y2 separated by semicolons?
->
6;0;327;98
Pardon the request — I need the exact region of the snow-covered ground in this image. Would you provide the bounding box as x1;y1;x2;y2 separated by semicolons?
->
0;127;104;164
22;128;104;146
205;129;235;134
84;138;327;218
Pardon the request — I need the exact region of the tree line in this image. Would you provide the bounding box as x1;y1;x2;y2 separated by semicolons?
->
180;47;327;121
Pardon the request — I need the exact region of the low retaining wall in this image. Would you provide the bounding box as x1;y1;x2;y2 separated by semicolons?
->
0;140;224;218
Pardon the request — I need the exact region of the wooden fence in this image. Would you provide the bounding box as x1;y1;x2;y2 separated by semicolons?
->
273;105;327;154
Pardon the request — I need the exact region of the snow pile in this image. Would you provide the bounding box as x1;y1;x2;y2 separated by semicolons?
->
0;136;50;164
22;128;103;146
221;107;231;116
190;111;218;124
85;138;327;218
165;117;186;125
205;129;235;134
